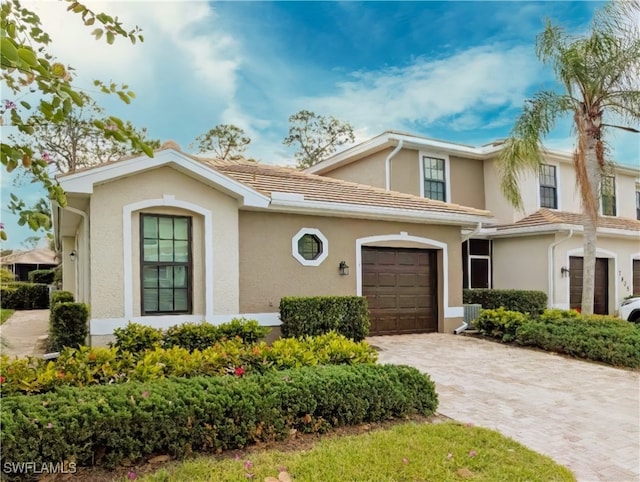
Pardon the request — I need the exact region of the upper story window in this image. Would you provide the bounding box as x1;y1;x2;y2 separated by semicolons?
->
601;176;616;216
423;155;446;202
140;214;192;315
539;164;558;209
636;191;640;220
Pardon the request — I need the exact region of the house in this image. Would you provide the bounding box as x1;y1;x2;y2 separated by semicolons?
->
0;248;58;282
307;130;640;314
53;142;493;345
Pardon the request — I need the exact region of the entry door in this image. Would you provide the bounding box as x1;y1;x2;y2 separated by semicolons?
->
569;257;609;314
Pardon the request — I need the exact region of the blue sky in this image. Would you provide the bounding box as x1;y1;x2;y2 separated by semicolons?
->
1;1;639;249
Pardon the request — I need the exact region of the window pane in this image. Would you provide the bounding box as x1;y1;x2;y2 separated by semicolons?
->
159;240;174;261
159;217;173;239
143;267;158;288
174;241;189;262
157;266;172;288
469;239;490;256
143;216;158;238
143;289;158;312
159;289;174;311
174;266;187;288
174;218;189;240
143;239;158;261
298;234;321;260
470;258;490;289
174;289;188;311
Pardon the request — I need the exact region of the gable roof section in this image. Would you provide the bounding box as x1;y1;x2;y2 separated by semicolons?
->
56;145;492;226
206;158;492;225
488;208;640;237
0;249;58;266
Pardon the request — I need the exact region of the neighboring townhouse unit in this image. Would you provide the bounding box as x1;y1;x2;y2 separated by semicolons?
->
308;131;640;315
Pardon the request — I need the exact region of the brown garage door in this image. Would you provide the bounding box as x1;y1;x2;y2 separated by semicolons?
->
362;247;437;335
569;256;609;314
634;259;640;296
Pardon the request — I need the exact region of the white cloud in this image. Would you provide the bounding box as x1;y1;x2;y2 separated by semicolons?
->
295;45;540;134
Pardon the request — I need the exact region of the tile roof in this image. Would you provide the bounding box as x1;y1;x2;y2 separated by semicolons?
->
203;158;492;218
496;209;640;232
0;249;58;265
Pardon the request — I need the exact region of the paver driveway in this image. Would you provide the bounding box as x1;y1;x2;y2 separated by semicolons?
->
371;333;640;482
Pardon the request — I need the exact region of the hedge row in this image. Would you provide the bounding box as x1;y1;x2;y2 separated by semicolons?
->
0;283;49;310
112;319;270;353
463;289;547;314
28;269;56;285
49;302;88;351
280;296;370;341
0;364;438;470
474;308;640;368
0;332;377;396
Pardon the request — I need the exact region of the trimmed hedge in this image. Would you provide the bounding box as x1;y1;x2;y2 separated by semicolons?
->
473;307;527;342
0;283;49;310
49;302;89;351
463;289;547;314
0;364;438;469
516;309;640;368
50;290;74;306
0;332;378;396
280;296;370;341
28;269;56;284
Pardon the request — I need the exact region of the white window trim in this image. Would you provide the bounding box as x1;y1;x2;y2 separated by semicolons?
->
419;150;451;203
537;163;561;210
291;228;329;266
123;195;214;321
467;255;492;289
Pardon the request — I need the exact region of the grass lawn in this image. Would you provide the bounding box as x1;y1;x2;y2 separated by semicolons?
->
0;309;14;325
134;421;575;482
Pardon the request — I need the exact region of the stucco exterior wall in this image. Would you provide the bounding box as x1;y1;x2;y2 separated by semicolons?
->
492;235;553;291
89;166;239;325
323;148;389;189
238;211;464;332
61;236;76;294
483;158;519;224
389;148;420;196
617;173;637;219
449;156;485;209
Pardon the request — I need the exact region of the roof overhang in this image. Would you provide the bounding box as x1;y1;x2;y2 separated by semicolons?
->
481;224;639;239
57;149;270;208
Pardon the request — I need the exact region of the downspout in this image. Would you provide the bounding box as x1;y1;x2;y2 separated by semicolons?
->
62;205;90;306
547;229;573;309
455;222;483;334
385;139;403;191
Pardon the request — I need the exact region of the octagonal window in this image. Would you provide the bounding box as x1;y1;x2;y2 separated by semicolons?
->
298;234;322;260
292;228;329;266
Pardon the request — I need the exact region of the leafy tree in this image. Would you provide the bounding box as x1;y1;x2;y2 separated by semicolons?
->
0;0;153;240
497;1;640;315
192;124;250;161
10;93;160;174
283;110;355;169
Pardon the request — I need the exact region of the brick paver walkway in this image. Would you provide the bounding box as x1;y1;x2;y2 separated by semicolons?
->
370;333;640;482
0;309;49;357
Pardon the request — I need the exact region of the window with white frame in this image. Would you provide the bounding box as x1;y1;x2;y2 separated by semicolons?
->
422;155;447;202
636;190;640;220
462;239;491;289
539;164;558;209
601;176;616;216
292;228;329;266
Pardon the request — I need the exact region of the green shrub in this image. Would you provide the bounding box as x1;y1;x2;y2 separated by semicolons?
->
216;317;270;344
112;322;164;353
0;332;377;396
27;269;56;284
0;267;15;283
0;282;49;310
463;289;547;314
50;290;74;306
0;364;438;469
516;310;640;368
163;321;222;351
473;307;528;342
280;296;370;341
49;302;89;351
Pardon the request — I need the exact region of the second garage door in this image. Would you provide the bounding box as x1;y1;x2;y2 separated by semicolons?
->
362;247;438;335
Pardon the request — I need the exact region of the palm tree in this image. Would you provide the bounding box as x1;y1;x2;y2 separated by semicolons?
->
498;1;640;315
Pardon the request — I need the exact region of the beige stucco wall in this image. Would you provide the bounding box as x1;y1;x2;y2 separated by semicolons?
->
449;156;485;209
323;149;389;189
492;235;553;291
617;173;637;219
389;148;420;196
61;236;76;295
238;211;464;332
89;166;240;322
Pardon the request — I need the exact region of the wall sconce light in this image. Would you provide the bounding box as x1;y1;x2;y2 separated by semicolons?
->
339;260;350;276
560;266;570;277
69;250;77;262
